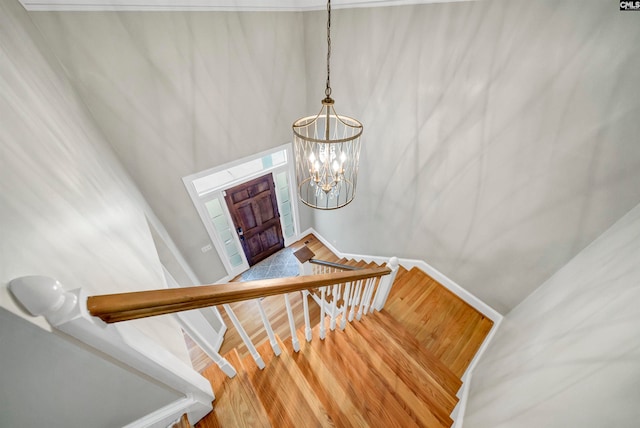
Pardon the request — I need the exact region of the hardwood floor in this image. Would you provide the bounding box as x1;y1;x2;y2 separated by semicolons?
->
197;314;460;428
385;266;494;377
190;233;495;427
196;348;271;428
186;233;492;378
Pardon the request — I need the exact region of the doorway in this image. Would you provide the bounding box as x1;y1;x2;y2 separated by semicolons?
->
224;173;284;266
183;144;300;278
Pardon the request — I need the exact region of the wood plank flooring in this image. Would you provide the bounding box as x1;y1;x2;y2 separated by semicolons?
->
196;348;270;428
187;232;493;414
191;232;496;427
196;313;460;428
385;266;493;378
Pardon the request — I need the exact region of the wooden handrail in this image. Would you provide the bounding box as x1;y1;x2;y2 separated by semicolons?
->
87;266;392;323
309;259;360;271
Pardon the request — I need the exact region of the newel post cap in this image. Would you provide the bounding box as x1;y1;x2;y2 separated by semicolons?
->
9;276;78;324
388;257;400;270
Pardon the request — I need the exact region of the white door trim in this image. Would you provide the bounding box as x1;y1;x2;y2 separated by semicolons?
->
183;143;300;277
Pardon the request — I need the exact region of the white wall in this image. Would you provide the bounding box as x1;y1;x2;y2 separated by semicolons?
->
0;308;181;427
0;0;189;369
304;0;640;313
29;9;314;284
465;201;640;427
24;1;640;315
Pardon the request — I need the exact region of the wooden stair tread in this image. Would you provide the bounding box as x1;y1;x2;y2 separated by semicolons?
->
243;336;335;427
306;320;422;428
386;267;494;377
329;319;452;427
196;349;270;428
284;331;371;427
345;317;458;421
369;310;462;395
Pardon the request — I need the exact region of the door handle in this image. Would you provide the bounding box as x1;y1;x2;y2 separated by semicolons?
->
237;227;244;239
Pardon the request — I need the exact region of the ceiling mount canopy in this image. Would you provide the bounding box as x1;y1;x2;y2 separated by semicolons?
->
292;0;363;210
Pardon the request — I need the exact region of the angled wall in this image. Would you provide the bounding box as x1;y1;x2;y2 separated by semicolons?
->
465;200;640;427
0;0;188;365
29;9;313;284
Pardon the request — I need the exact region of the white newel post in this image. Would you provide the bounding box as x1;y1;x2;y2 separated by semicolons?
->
372;256;400;311
8;276;214;427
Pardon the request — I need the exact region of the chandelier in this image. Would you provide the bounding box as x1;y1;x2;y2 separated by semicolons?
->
292;0;363;210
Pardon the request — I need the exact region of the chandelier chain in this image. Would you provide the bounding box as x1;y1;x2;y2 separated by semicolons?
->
325;0;332;98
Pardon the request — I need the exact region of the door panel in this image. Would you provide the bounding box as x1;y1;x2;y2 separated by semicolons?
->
231;189;250;203
256;193;276;221
236;202;257;230
224;173;284;266
261;224;281;249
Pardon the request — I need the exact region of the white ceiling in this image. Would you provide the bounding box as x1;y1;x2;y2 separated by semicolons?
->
19;0;475;12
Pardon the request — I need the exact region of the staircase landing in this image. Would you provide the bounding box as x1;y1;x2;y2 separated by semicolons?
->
386;266;493;378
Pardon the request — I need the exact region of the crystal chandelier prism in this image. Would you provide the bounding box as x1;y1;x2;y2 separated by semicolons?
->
292;0;363;210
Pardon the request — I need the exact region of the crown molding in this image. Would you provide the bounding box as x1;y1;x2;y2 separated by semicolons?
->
19;0;477;12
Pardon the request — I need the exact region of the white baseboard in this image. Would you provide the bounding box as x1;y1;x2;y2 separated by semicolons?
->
298;227;344;258
394;258;502;324
299;228;502;324
123;396;212;428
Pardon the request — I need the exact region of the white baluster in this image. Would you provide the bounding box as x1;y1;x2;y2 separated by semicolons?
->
284;293;300;352
223;303;265;369
256;298;281;356
356;278;371;320
319;286;327;339
176;313;237;378
362;277;380;316
302;290;313;342
348;280;362;322
340;281;351;330
329;284;339;331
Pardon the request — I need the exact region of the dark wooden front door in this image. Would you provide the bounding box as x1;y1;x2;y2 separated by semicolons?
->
224;173;284;266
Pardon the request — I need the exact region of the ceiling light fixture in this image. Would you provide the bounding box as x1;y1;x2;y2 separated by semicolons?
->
292;0;363;210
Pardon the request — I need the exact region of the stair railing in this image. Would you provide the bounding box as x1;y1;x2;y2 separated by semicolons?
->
85;266;390;323
86;264;392;369
9;250;398;412
8;276;216;426
293;246;400;329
